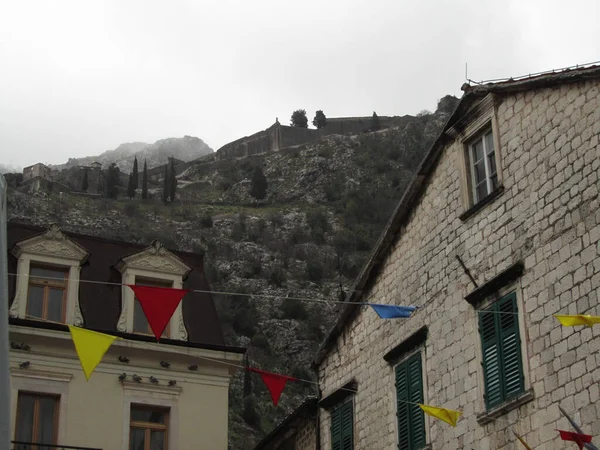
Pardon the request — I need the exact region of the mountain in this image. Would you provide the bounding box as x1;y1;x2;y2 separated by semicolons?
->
6;96;459;449
50;136;213;172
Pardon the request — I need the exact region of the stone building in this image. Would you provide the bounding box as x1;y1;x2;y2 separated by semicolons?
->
252;397;318;450
263;64;600;449
22;163;52;182
6;222;245;450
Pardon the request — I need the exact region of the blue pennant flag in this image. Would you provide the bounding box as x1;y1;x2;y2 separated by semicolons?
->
369;304;416;319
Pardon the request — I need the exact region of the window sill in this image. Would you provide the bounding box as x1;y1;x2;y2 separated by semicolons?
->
459;186;505;222
476;389;534;425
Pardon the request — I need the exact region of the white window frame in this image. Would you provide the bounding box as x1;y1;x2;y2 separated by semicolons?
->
468;128;497;203
454;94;504;212
10;367;72;445
116;240;191;340
9;225;88;326
121;382;180;450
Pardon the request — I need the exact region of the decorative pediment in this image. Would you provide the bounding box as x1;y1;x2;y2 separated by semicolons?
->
12;224;89;263
117;240;191;277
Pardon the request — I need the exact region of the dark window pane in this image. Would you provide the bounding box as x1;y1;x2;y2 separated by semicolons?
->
472;140;484;162
47;288;64;322
474;161;486;184
30;267;66;283
487;151;497;177
27;286;44;318
133;300;150;333
131;407;166;424
137;278;172;288
476;183;488;202
485;131;495;154
129;428;145;450
150;430;166;450
490;174;498;190
38;397;57;444
15;395;35;442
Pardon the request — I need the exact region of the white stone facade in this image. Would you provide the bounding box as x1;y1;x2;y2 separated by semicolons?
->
317;76;600;449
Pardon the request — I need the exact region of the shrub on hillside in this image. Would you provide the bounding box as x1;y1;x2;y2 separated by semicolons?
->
306;259;324;283
281;298;308;320
123;202;139;218
200;214;213;228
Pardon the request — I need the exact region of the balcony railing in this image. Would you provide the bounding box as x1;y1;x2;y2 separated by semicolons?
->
11;442;102;450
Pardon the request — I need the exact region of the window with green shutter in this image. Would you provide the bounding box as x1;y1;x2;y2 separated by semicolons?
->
330;401;353;450
479;291;525;409
395;352;426;450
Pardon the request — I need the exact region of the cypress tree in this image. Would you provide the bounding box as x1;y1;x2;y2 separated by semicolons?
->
162;164;169;204
169;157;177;202
132;156;139;190
141;160;148;199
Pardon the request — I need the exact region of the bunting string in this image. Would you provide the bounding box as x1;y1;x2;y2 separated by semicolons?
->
6;273;587;321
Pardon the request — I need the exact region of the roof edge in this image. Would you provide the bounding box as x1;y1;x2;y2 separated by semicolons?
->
9;318;246;354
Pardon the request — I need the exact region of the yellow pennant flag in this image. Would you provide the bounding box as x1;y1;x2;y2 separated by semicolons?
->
69;326;117;381
513;430;533;450
554;314;600;327
418;404;462;427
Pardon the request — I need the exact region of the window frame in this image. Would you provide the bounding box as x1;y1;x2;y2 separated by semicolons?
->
132;276;173;338
129;404;170;450
394;351;426;450
467;127;498;204
330;399;354;450
477;290;528;412
26;264;69;323
15;392;60;446
454;94;505;219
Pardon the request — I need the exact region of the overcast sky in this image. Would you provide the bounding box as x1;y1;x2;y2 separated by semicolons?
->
1;0;598;170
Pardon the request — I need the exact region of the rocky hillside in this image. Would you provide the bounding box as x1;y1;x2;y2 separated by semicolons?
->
7;95;458;449
50;135;213;172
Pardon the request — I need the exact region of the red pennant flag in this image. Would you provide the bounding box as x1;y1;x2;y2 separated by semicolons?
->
247;368;296;406
127;285;190;340
558;430;593;449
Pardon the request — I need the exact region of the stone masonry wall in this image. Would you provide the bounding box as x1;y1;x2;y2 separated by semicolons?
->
318;79;600;449
295;419;317;450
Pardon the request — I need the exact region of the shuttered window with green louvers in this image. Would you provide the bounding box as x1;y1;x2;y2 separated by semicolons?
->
331;401;353;450
479;291;525;409
396;352;426;449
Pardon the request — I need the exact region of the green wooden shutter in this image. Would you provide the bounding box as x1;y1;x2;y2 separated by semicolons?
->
480;292;524;409
480;305;502;409
396;353;426;449
408;355;426;449
498;293;524;400
396;361;410;449
341;402;354;450
331;406;342;450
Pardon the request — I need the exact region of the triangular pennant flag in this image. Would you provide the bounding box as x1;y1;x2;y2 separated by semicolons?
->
247;368;296;407
69;326;117;381
418;404;462;427
513;430;534;450
558;430;593;449
554;315;600;327
370;304;416;319
559;406;599;450
128;285;190;340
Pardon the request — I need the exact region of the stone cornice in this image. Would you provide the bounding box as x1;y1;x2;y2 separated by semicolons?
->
116;240;191;277
11;224;89;263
